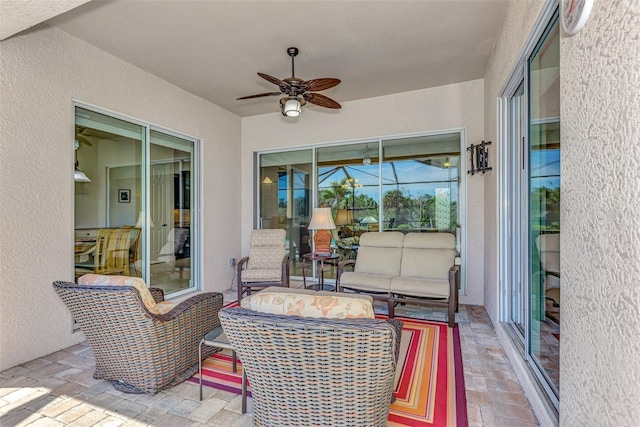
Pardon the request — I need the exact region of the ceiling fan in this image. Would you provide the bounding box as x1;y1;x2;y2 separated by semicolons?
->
237;47;341;117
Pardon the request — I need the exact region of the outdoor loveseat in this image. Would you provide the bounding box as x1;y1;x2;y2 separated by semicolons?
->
337;231;460;327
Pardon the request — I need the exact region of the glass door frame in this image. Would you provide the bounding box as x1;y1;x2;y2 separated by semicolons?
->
73;100;202;296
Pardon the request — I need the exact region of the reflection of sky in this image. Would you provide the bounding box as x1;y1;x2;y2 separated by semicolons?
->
531;149;560;189
278;172;308;202
319;160;459;201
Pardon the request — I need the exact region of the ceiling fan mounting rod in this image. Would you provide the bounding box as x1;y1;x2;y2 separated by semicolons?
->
287;47;298;78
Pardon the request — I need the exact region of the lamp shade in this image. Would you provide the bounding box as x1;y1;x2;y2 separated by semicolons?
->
135;211;155;228
282;97;301;117
335;209;354;226
360;215;378;224
308;208;336;230
74;169;91;182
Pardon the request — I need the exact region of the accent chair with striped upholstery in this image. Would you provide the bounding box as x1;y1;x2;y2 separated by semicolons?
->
236;229;289;303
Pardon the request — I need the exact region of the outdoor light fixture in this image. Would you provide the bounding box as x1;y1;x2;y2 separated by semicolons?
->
308;207;336;256
280;96;301;117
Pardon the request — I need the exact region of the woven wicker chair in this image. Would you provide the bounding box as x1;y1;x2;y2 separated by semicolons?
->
219;307;402;427
237;229;289;303
53;279;223;395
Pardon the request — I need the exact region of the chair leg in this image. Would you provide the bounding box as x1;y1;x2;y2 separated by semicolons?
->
448;298;456;328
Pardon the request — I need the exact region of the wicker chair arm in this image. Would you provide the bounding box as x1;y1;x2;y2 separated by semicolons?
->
149;287;165;303
153;292;223;322
386;318;404;366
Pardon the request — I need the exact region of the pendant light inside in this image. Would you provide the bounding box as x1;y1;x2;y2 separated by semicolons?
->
74;138;91;182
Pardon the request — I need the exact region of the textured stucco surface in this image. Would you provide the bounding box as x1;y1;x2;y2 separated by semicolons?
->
0;0;90;41
241;79;486;306
483;0;546;325
560;0;640;424
0;25;241;370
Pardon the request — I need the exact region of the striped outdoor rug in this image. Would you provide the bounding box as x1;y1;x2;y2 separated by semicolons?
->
190;311;467;427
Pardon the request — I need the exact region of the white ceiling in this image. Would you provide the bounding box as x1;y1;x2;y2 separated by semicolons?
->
44;0;510;117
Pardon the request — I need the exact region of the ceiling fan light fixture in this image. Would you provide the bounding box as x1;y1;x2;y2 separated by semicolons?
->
281;97;301;117
363;157;372;166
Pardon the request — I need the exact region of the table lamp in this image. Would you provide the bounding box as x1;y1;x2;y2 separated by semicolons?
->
360;215;378;230
334;208;354;226
308;207;336;256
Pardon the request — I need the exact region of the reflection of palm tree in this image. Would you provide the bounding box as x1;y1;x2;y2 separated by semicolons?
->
383;190;412;226
320;179;349;209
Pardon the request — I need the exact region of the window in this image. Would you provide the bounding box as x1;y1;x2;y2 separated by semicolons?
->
257;131;464;286
74;105;199;297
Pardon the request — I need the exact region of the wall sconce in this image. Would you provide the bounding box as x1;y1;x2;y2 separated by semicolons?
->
467;140;492;175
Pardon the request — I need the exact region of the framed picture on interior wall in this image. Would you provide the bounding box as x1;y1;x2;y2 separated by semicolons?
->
118;189;131;203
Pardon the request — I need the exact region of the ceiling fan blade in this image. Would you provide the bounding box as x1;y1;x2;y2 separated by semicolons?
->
236;92;282;100
301;78;341;92
303;93;341;109
258;72;290;89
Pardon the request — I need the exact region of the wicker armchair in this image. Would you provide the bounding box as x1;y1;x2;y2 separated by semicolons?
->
53;277;223;395
219;307;402;427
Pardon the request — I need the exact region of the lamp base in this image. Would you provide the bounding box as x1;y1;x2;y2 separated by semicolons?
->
313;229;333;256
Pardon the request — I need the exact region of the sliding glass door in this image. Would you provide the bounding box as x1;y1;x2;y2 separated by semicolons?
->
74;105;199;296
528;16;560;395
258;150;312;277
257;131;463;285
148;130;194;293
500;7;560;410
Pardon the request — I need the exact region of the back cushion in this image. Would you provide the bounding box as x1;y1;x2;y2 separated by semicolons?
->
354;232;405;276
78;274;160;315
242;287;374;319
400;233;456;279
248;229;286;269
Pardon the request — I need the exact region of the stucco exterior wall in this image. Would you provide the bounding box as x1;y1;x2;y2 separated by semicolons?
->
560;0;640;424
483;0;547;324
0;25;241;371
241;79;485;306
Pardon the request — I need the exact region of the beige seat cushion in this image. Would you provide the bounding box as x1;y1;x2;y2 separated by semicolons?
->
240;268;283;282
340;272;393;293
241;287;374;319
78;274;160;315
354;232;405;276
391;276;450;298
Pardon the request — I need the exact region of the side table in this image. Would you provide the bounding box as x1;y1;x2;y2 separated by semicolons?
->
199;326;247;414
302;253;340;291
